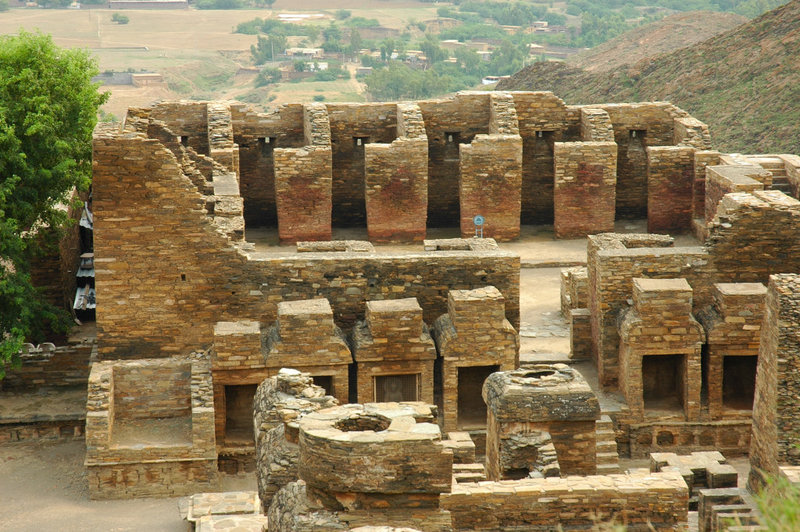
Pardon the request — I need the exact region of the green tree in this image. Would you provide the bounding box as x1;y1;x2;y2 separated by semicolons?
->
0;31;107;377
250;34;287;64
111;13;129;24
0;0;9;12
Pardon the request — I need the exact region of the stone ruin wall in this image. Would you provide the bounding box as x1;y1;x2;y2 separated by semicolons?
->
92;122;519;360
116;92;710;246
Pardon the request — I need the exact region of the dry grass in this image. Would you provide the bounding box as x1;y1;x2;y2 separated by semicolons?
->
0;2;435;110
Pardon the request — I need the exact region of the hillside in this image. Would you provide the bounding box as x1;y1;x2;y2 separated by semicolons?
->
498;0;800;153
569;11;747;73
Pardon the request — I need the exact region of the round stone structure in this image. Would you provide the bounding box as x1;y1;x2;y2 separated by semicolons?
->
298;402;453;494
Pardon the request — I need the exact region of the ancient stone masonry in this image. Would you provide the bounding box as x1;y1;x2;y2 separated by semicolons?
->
351;298;437;405
692;150;721;223
274;103;333;243
253;369;337;512
483;365;601;478
265;298;352;403
268;402;454;531
696;283;766;420
748;274;800;491
84;354;218;499
650;451;738;510
553;141;617;238
704;165;771;223
647;146;695;234
618;278;704;422
440;470;689;531
105;93;713;247
92;118;520;360
459;93;522;241
431;286;519;433
364;103;428;242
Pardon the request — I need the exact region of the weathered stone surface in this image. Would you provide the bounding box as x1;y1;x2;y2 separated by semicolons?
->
553;141;617;239
352;299;437;404
432;286;518;432
440;470;689;531
254;369;337;511
85;354;218;499
484;365;600;478
298;403;452;495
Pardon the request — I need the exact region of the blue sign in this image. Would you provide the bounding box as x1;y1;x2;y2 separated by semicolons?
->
473;215;485;226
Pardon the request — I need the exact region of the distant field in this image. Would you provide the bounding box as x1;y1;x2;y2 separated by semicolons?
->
0;2;437;113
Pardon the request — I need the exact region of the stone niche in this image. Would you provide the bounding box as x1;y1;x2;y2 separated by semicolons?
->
85;354;218;499
265;298;352;403
268;402;454;531
432;286;519;434
696;282;766;420
483;364;601;479
351;298;437;405
618;278;704;422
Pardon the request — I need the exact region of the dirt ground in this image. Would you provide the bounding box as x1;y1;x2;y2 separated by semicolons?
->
0;440;254;531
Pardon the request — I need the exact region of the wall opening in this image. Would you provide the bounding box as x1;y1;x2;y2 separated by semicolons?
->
521;130;555;224
457;365;498;429
180;135;188;147
642;354;685;415
374;374;419;402
258;136;275;157
723;356;757;411
615;129;648;219
224;384;258;445
311;375;334;397
427;131;463;228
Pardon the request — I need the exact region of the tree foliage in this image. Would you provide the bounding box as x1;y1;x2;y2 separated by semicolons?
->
111;13;129;24
0;31;107;377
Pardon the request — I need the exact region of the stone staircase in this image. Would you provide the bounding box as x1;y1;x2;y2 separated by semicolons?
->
748;156;792;194
596;414;621;475
453;463;487;483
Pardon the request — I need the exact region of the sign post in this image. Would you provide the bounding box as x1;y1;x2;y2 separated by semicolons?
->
473;215;485;238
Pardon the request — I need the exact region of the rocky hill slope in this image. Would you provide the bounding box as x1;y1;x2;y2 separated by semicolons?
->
499;1;799;153
569;11;747;73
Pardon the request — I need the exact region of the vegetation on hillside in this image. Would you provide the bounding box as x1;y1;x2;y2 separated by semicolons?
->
0;32;107;377
498;0;800;153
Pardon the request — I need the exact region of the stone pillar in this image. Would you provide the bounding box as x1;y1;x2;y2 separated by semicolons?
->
264;299;351;403
364;103;428;243
553;141;617;239
274;103;333;243
459;94;522;241
483;365;600;479
432;286;519;433
647;145;695;234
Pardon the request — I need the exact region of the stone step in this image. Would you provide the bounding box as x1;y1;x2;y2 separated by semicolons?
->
596;463;621;475
770;183;793;194
597;451;620;466
596;440;618;453
453;463;487;483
